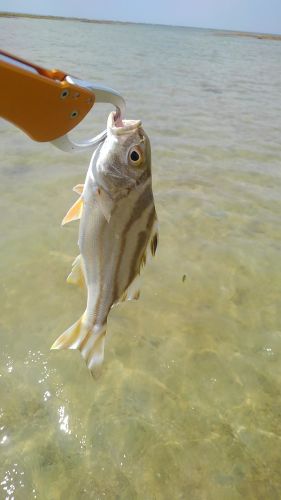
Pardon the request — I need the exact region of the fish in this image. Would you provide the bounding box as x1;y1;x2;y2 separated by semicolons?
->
51;111;158;374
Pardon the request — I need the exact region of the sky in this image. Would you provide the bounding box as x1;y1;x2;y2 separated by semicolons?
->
0;0;280;34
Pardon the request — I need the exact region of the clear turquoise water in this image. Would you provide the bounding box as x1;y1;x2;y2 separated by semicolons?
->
1;17;281;499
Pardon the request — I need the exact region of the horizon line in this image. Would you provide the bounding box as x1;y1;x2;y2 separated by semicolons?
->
0;10;281;37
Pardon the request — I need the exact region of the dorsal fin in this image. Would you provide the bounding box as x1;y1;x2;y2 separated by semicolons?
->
148;219;159;258
138;218;159;272
150;231;158;256
114;274;141;306
140;219;158;270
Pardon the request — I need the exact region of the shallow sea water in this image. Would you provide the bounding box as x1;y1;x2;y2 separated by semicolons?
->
1;17;281;499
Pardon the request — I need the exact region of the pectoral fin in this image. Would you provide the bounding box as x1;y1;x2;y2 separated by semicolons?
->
62;196;83;226
96;187;114;223
73;184;84;195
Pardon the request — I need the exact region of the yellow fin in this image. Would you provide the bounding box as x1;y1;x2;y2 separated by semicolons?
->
66;254;85;288
62;196;83;226
73;184;84;195
51;315;107;375
51;316;85;350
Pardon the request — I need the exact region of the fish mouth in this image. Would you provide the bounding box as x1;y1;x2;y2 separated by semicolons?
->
107;111;142;136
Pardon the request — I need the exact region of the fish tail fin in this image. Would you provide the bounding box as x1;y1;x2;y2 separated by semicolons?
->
51;316;107;375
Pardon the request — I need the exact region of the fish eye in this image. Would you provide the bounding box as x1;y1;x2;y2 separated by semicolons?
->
128;146;143;167
131;150;140;162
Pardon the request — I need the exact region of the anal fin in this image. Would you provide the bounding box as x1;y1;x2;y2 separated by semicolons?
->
66;254;85;288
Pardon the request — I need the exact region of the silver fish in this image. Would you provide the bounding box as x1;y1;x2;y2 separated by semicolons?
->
51;112;158;374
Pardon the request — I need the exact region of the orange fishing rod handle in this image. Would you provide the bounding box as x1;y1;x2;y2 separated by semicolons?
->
0;50;95;142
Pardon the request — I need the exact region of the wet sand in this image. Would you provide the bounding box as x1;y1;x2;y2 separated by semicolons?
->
217;30;281;41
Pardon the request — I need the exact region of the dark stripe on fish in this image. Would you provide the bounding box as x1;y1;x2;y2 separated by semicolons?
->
112;183;154;303
126;208;156;288
92;218;107;324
